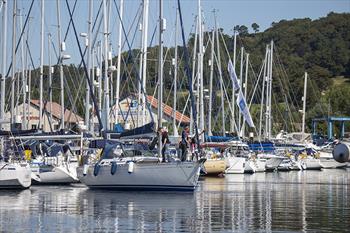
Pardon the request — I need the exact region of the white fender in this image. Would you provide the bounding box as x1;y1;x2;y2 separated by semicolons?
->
83;164;89;176
128;162;134;173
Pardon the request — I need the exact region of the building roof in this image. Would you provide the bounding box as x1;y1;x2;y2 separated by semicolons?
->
146;95;190;124
30;100;83;123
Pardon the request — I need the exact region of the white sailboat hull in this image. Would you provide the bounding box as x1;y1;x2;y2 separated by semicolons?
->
277;159;291;171
225;157;245;174
290;160;302;170
318;151;347;168
265;157;284;171
301;158;322;170
320;158;347;169
0;163;31;189
31;163;78;184
244;159;266;173
77;161;201;191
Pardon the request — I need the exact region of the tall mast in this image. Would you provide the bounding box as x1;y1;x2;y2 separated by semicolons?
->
157;0;164;158
103;0;110;130
39;0;44;129
196;20;200;128
97;41;102;120
241;53;249;137
259;47;268;141
264;45;270;140
20;9;27;129
107;0;113;116
57;0;64;130
16;13;20;118
231;31;237;133
172;8;178;137
198;0;204;138
214;12;225;135
190;16;198;134
107;0;114;125
114;0;123;125
302;72;308;139
10;0;17;125
26;19;31;129
85;0;93;131
137;8;143;128
0;0;7;129
268;40;273;139
141;0;149;126
48;33;53;122
91;47;96;134
238;47;244;134
208;28;215;136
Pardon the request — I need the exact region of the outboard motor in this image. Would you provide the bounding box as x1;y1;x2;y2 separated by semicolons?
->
333;143;350;163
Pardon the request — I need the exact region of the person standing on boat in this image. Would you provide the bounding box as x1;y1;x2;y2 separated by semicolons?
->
180;126;190;161
148;127;161;151
161;127;170;162
189;129;205;160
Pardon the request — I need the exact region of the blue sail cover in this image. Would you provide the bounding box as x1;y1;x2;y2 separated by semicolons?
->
119;122;155;139
248;141;275;152
205;134;238;142
114;123;124;133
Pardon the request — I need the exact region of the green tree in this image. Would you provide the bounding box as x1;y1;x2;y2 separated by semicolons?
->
238;25;249;36
251;23;260;33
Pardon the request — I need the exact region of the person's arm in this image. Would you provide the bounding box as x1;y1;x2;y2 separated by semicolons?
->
186;135;190;146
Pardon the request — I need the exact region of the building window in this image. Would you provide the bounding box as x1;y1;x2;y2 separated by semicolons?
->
54;125;59;130
31;125;37;130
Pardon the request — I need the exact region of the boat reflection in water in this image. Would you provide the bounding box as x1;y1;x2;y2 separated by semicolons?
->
0;170;349;232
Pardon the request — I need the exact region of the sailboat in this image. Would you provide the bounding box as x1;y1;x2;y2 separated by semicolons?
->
224;140;251;174
197;11;231;177
13;134;81;184
77;140;202;190
0;1;31;189
30;151;79;184
77;0;204;191
0;162;31;189
0;137;31;189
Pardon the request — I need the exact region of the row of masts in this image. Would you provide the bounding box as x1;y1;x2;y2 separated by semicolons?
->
0;0;309;141
190;4;251;139
0;0;124;133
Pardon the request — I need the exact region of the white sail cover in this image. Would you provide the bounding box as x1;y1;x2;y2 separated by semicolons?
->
228;61;255;128
228;60;240;91
236;91;255;128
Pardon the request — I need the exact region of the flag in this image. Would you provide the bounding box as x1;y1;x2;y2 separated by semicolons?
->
236;91;255;128
228;60;240;91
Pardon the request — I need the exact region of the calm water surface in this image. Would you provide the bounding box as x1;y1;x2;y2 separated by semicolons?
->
0;169;349;232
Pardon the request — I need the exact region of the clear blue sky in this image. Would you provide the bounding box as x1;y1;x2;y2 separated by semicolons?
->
1;0;349;67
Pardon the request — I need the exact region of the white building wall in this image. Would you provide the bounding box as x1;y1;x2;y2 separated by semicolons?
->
3;103;60;132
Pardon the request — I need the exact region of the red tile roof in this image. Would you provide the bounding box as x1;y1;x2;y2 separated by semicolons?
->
146;95;190;124
30;100;83;123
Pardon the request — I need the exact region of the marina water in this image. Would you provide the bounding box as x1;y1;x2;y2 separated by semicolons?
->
0;169;349;232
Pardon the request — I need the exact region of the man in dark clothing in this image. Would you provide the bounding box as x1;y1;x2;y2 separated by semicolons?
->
180;126;190;161
161;127;170;162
